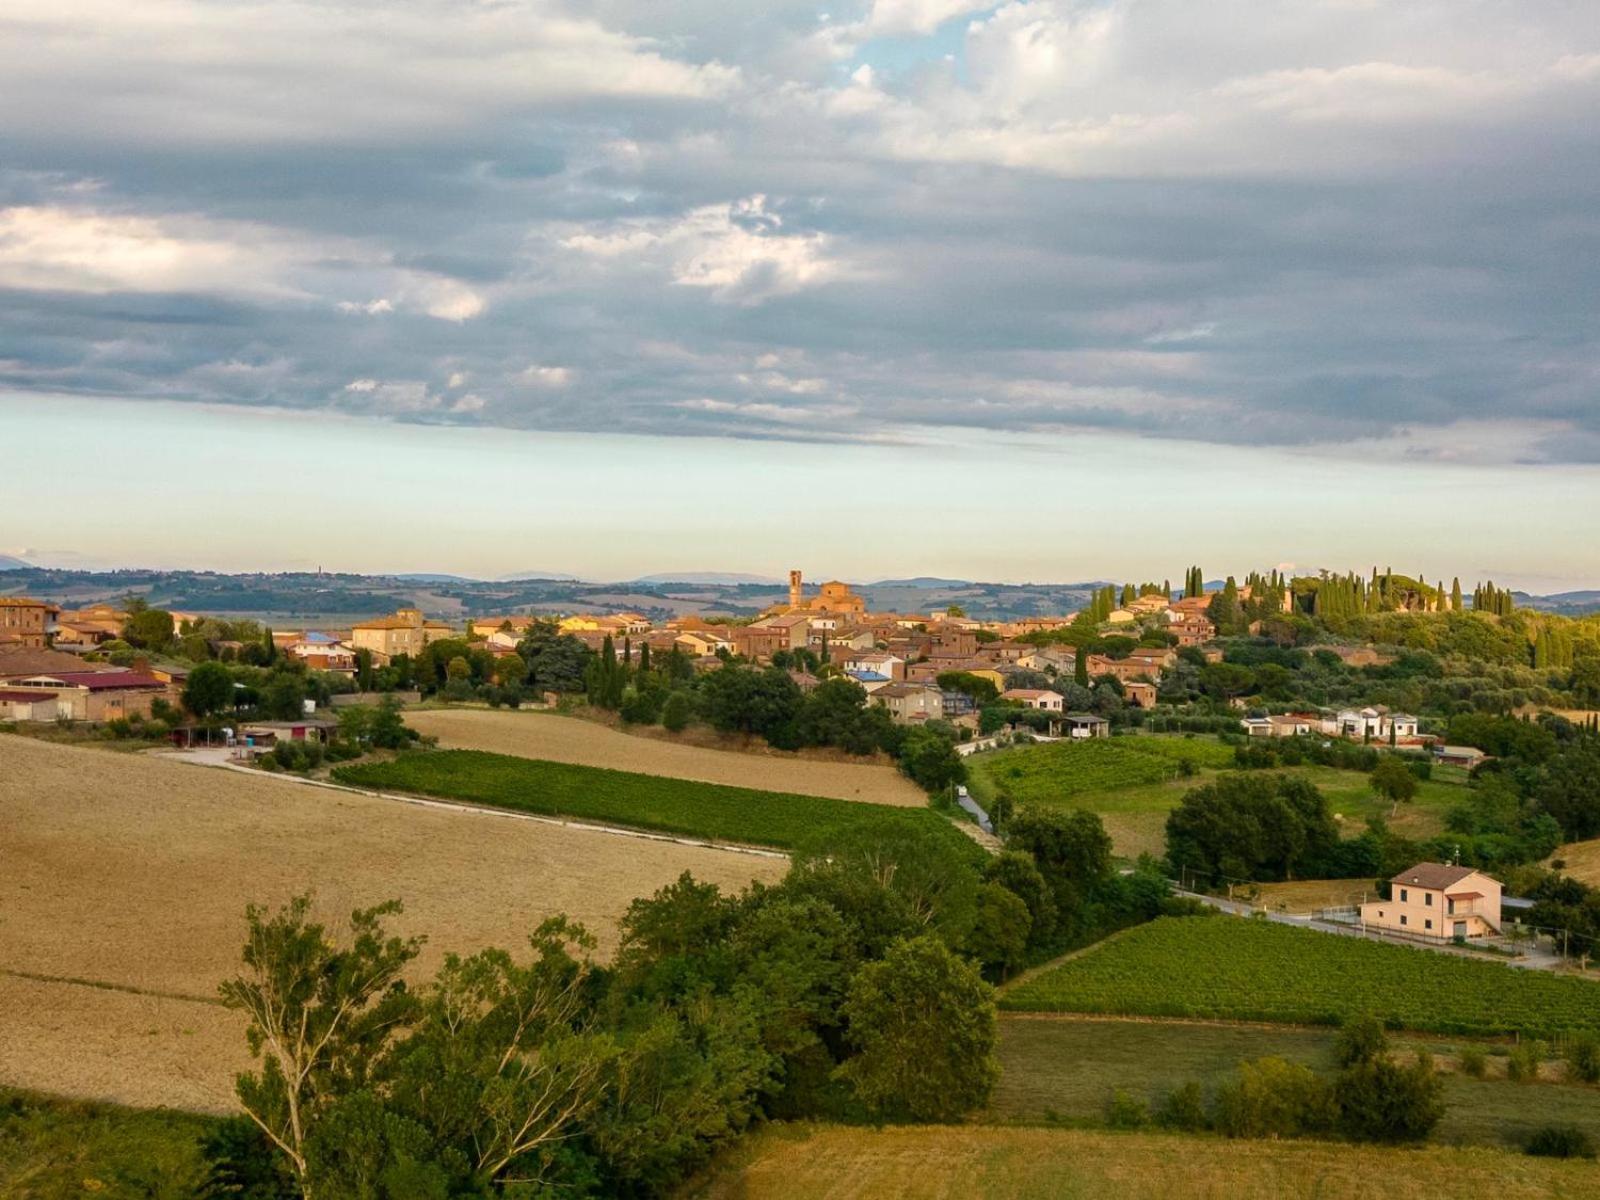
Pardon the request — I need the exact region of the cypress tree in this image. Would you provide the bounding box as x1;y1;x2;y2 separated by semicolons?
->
1074;645;1089;688
1451;577;1462;612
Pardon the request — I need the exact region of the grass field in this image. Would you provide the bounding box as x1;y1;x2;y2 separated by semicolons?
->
0;1088;217;1198
1552;837;1600;887
1252;878;1381;911
334;749;978;855
406;707;926;806
0;735;784;1110
966;735;1462;858
992;1015;1600;1148
1002;915;1600;1038
688;1123;1600;1200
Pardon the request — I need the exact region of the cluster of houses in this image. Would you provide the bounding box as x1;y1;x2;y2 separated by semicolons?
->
1;571;1240;734
0;571;1224;731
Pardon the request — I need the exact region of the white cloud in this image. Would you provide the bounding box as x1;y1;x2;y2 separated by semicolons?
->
518;365;574;387
1;0;738;147
0;205;282;295
0;202;485;321
563;195;848;305
864;0;993;37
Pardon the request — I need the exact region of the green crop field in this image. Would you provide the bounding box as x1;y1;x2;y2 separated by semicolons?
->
1003;915;1600;1038
334;750;980;856
992;1016;1600;1148
966;735;1462;858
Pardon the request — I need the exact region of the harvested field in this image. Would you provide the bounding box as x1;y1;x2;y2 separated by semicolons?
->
407;708;926;807
690;1124;1600;1200
1552;837;1600;887
0;735;784;1110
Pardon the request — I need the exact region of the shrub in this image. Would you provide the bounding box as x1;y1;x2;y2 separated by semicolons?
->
1333;1014;1389;1067
1508;1040;1547;1083
1334;1054;1445;1143
1212;1058;1334;1139
1155;1081;1208;1132
1525;1124;1597;1159
1457;1045;1488;1078
1105;1090;1148;1130
1565;1032;1600;1084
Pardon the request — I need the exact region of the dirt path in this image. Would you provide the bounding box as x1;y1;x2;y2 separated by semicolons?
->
0;734;784;1109
407;708;927;807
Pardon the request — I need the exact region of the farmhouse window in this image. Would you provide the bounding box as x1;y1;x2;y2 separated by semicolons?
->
1425;893;1433;907
1400;889;1408;902
1425;920;1433;930
1400;915;1408;926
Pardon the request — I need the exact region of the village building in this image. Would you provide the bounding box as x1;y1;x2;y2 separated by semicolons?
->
0;597;58;648
1435;745;1488;769
348;608;456;666
773;570;867;616
843;651;905;681
0;688;59;721
1001;688;1065;712
1335;706;1419;742
1359;863;1502;941
673;630;733;658
873;682;945;725
470;615;541;639
1123;680;1159;709
3;669;167;721
1084;654;1160;685
1166;615;1216;646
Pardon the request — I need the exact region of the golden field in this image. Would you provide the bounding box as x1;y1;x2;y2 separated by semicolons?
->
0;734;784;1111
407;707;927;806
688;1124;1600;1200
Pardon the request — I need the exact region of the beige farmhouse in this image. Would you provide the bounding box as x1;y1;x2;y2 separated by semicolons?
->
348;608;456;666
1359;862;1502;941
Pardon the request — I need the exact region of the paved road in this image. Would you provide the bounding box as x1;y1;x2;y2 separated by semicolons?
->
1174;888;1565;971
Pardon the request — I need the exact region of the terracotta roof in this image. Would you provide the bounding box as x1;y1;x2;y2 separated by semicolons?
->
0;646;112;676
1390;862;1478;890
0;689;50;702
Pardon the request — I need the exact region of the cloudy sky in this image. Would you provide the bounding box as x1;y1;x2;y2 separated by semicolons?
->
2;1;1598;583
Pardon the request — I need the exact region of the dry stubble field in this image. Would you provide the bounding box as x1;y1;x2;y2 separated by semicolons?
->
0;734;784;1112
407;707;927;807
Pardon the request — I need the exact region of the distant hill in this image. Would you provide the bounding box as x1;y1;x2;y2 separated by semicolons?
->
0;554;33;570
497;570;581;582
1516;590;1600;616
869;576;974;588
392;573;478;583
630;572;784;586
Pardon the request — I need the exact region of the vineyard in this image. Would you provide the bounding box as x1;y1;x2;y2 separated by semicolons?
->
970;736;1233;810
333;751;980;856
1002;915;1600;1038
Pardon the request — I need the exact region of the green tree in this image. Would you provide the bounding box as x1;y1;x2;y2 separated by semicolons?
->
1005;807;1112;928
896;723;966;793
385;917;616;1190
835;935;998;1121
218;896;423;1196
661;691;692;732
1165;774;1337;884
1370;756;1419;815
368;695;416;749
124;607;176;650
183;661;235;720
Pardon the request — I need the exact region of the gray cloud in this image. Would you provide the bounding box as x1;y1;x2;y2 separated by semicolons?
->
1;0;1597;460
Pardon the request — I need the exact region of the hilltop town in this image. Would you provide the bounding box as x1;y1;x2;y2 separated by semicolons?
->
7;561;1600;1197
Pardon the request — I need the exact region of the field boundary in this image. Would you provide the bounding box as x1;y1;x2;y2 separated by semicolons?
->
159;753;791;860
0;968;223;1008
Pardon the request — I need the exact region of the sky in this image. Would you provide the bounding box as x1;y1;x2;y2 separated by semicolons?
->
1;2;1597;586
